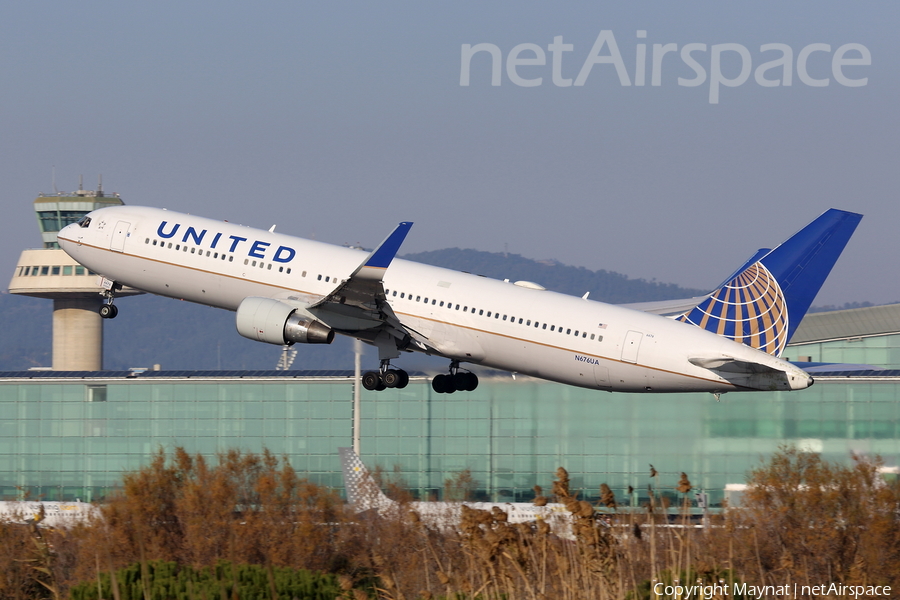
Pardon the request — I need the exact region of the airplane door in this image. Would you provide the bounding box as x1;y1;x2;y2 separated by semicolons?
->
593;365;611;391
110;221;131;252
621;330;643;364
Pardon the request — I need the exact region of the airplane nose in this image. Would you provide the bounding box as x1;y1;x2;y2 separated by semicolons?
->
807;375;815;388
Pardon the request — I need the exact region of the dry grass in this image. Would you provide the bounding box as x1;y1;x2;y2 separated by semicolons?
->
1;447;898;599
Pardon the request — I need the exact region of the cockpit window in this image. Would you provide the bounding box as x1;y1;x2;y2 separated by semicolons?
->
77;216;91;228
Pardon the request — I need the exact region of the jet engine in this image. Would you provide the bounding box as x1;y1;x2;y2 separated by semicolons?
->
236;297;334;345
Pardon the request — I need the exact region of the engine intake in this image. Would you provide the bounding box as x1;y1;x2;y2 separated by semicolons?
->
236;297;334;345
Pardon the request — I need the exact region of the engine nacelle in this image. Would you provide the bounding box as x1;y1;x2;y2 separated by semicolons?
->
235;297;334;345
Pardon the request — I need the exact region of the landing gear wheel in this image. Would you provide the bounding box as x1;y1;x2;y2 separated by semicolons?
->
433;361;477;394
431;374;447;394
99;304;118;319
382;369;401;388
395;370;409;389
434;373;456;394
362;371;382;391
455;372;478;392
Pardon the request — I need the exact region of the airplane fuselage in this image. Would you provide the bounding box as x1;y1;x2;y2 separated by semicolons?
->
58;206;813;394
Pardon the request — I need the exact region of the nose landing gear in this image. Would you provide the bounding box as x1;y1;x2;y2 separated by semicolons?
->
362;360;410;391
432;360;478;394
98;283;122;319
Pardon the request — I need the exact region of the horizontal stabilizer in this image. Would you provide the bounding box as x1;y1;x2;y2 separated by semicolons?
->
689;356;783;375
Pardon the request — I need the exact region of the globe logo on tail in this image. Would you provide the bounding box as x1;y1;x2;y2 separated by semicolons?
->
676;262;789;357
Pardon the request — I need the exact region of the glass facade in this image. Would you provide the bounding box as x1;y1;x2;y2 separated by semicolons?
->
789;334;900;369
2;373;898;507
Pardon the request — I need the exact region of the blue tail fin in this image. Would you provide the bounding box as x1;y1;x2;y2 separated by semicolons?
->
676;209;862;357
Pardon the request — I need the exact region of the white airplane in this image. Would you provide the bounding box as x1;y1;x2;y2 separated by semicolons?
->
339;447;573;534
0;500;99;528
57;206;861;395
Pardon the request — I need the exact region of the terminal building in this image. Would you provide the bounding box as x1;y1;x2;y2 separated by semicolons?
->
2;191;899;506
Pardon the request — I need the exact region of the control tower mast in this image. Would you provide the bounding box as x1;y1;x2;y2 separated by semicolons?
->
7;179;140;370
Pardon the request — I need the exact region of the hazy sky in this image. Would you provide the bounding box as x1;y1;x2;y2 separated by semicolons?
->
2;2;897;306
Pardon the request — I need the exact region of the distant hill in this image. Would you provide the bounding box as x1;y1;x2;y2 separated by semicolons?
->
401;248;705;304
0;293;51;369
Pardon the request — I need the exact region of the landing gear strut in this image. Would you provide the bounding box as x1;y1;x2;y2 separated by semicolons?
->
98;283;122;319
362;360;409;392
432;360;478;394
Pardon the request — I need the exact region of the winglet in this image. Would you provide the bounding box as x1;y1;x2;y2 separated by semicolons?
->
365;222;413;270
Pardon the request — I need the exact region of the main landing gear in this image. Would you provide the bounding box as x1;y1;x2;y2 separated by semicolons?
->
431;360;478;394
98;283;122;319
362;360;410;391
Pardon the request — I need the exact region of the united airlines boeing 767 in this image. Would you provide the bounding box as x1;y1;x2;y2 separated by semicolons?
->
57;207;861;395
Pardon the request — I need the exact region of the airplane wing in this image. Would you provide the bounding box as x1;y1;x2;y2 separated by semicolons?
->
309;222;413;313
305;222;434;353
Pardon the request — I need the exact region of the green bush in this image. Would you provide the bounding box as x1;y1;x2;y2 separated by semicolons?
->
69;560;344;600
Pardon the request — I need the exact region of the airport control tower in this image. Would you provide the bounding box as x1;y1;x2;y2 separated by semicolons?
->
7;181;141;370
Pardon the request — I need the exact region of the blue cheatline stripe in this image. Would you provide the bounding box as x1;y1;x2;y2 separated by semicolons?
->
365;222;413;269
